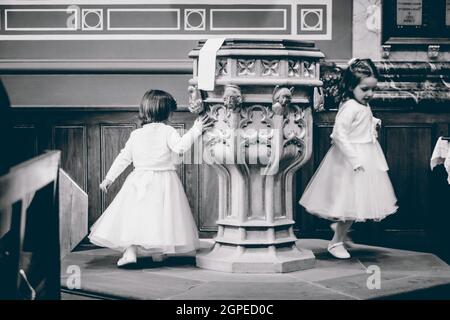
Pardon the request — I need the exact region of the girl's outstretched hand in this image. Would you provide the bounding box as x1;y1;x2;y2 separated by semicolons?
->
354;166;365;173
196;114;215;133
100;179;113;193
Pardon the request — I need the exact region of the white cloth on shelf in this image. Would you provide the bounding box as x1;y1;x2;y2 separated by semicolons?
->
198;38;226;91
430;137;450;184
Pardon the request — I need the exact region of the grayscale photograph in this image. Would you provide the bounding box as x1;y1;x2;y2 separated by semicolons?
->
0;0;449;309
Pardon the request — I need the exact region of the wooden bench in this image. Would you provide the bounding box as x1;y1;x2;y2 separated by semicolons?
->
0;151;61;299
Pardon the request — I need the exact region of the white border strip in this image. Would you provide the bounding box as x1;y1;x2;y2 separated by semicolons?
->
326;0;332;40
0;34;326;40
210;9;287;31
5;8;78;31
107;8;180;30
0;0;298;4
0;0;333;40
291;3;297;35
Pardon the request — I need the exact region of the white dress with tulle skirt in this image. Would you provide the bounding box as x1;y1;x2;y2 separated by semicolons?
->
299;99;398;222
88;122;202;254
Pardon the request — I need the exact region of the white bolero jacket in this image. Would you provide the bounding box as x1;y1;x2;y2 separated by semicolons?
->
105;122;202;182
330;99;381;169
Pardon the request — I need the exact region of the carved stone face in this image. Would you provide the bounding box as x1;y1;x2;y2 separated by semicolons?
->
274;88;292;106
188;86;199;99
223;86;241;99
223;85;242;109
188;85;204;114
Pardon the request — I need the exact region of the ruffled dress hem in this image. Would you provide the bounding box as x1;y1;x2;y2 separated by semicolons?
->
89;235;199;254
300;204;399;223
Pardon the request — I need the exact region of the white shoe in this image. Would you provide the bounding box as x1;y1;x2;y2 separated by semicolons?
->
330;222;355;248
327;242;351;259
117;248;137;267
117;255;137;267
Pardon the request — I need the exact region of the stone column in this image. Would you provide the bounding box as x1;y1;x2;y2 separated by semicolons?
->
353;0;382;60
188;39;324;273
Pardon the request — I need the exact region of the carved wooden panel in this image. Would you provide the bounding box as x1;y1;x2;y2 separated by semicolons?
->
301;123;334;235
100;124;136;212
199;165;220;232
53;125;87;191
168;113;201;234
382;125;433;230
169;122;187;188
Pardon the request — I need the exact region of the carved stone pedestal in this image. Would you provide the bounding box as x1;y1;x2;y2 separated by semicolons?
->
188;39;324;273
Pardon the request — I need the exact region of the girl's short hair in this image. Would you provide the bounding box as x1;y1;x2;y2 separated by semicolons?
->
139;89;177;125
339;58;379;101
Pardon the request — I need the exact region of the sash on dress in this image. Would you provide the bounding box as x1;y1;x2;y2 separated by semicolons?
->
132;168;176;200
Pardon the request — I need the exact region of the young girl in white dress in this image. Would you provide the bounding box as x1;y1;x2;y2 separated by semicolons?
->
89;89;212;267
299;59;398;259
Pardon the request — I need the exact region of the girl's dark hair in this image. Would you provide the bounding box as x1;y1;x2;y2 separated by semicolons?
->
139;89;177;125
339;58;379;101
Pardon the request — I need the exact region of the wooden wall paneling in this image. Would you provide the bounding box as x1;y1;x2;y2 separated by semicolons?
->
87;123;101;228
164;114;221;237
292;170;301;233
100;124;136;219
181;154;200;230
172;123;190;225
8;108;450;251
434;123;450;141
187;147;203;233
170;111;220;236
52;125;87;192
295;159;315;236
199;165;220;235
306;123;334;237
378;112;450;125
427;122;450;259
295;111;335;236
75;110;140;228
169;122;187;190
381;124;434;249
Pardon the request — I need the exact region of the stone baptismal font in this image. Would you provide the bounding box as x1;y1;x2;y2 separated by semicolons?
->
188;39;324;273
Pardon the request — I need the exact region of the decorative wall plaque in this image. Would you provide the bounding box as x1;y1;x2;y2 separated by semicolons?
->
397;0;423;26
446;0;450;26
383;0;450;45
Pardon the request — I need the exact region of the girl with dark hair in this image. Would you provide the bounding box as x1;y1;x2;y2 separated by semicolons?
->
89;90;212;267
299;59;397;259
